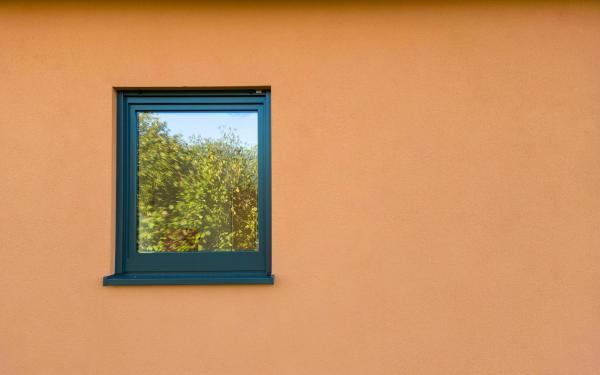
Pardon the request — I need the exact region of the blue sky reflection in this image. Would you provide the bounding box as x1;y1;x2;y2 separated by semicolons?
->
152;112;258;146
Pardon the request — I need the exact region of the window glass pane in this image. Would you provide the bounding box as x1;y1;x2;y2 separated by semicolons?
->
137;112;258;252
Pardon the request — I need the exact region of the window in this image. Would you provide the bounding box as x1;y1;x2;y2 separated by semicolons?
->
104;89;272;285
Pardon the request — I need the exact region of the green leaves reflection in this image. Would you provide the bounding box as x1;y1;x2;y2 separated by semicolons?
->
137;113;258;252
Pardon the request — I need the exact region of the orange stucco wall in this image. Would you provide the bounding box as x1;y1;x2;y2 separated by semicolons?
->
1;2;600;374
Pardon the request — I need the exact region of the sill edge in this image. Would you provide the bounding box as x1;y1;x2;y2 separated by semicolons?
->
103;273;274;286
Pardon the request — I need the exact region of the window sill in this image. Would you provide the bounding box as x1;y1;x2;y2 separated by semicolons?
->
103;273;274;286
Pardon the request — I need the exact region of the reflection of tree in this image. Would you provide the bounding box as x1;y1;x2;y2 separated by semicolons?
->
138;113;258;252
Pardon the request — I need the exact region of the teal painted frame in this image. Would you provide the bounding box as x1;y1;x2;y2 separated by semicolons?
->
104;89;273;285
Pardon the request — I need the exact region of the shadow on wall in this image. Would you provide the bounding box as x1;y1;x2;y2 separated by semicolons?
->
0;0;586;7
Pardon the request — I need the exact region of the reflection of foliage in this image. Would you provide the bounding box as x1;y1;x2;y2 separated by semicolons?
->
138;113;258;252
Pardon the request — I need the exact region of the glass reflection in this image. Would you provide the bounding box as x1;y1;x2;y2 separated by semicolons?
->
137;112;258;252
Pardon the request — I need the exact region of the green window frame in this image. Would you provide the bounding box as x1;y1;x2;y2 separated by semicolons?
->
103;89;273;285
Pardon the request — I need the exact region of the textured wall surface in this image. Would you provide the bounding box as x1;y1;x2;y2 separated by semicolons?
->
1;2;600;374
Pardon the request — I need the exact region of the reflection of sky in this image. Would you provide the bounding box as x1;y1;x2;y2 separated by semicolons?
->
152;112;258;145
